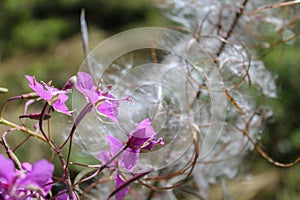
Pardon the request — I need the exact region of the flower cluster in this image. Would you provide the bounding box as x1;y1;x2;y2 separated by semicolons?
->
0;71;164;200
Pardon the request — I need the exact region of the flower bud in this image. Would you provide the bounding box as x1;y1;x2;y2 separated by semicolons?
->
62;75;77;90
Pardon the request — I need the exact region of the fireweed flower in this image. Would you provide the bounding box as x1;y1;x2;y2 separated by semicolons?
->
98;118;164;200
0;154;54;200
25;75;71;116
75;71;123;122
127;118;164;151
98;135;139;172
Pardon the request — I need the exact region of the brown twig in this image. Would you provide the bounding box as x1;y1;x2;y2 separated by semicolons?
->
216;0;249;57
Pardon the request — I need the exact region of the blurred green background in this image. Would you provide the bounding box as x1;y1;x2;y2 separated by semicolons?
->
0;0;299;199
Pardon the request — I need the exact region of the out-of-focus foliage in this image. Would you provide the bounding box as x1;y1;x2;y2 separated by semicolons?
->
262;40;300;163
0;0;167;60
0;0;167;103
12;18;69;50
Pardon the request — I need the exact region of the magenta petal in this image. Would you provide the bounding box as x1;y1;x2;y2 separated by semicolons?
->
75;72;99;103
19;159;54;195
98;135;123;167
25;75;71;115
25;75;52;101
120;149;140;171
127;118;157;150
136;118;152;129
0;155;15;184
115;173;130;200
52;93;71;116
76;72;96;90
107;135;123;156
21;162;32;171
75;72;121;120
97;99;119;122
97;151;111;165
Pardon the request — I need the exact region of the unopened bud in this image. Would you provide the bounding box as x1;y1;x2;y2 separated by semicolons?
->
62;75;77;90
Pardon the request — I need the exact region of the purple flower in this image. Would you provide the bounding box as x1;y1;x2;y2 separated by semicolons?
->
98;135;139;172
127;118;164;151
74;71;98;103
0;154;54;200
97;119;164;200
75;72;121;122
98;134;123;169
96;93;120;123
25;75;71;116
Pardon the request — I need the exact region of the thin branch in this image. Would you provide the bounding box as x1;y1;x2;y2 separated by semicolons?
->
216;0;249;57
249;0;300;15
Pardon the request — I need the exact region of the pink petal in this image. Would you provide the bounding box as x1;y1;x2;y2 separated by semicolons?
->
26;75;71;116
75;72;100;104
127;118;157;150
98;135;123;167
0;155;16;184
25;75;52;101
20;159;54;195
21;162;32;171
76;72;96;91
115;173;130;200
97;99;119;122
97;151;111;165
107;135;123;155
120;149;140;171
52;93;71;116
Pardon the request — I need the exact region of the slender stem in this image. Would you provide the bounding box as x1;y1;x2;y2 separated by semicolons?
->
0;93;38;118
63;103;93;173
250;0;300;15
216;0;249;57
60;103;93;149
38;102;50;141
99;144;128;172
0;96;22;118
0;117;48;143
50;142;74;199
73;144;128;186
13;135;31;152
1;129;22;169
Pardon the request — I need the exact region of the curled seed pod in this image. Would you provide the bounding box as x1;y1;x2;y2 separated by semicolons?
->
62;75;77;91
